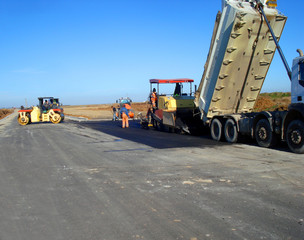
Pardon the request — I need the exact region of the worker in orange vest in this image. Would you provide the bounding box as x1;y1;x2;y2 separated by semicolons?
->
150;88;158;110
119;104;130;128
124;103;135;119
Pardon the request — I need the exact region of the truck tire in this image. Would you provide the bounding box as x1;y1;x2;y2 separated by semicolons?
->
210;118;222;141
286;120;304;154
224;118;238;143
255;119;277;148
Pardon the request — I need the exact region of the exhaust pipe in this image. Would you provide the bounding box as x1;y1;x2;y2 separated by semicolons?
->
297;49;304;57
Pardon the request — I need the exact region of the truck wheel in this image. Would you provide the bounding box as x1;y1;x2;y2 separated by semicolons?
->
286;120;304;154
18;115;29;126
210;118;222;141
255;119;276;148
224;119;238;143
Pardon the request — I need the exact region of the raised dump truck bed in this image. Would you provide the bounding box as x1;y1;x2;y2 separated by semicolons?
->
145;0;304;153
194;1;304;153
196;1;286;122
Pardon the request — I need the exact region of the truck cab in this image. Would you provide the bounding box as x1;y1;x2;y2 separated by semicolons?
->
291;50;304;104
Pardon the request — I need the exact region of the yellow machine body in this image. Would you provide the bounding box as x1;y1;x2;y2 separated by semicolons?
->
158;95;195;112
30;106;41;122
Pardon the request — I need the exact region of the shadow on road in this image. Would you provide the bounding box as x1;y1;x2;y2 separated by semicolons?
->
74;120;224;149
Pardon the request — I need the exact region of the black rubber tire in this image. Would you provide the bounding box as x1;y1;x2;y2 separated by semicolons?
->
224;118;238;143
210;118;222;141
286;120;304;154
255;119;277;148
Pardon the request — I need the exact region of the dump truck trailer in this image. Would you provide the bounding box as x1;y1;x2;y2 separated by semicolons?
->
195;0;304;153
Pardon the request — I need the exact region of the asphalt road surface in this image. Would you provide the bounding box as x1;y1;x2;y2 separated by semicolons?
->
1;112;304;240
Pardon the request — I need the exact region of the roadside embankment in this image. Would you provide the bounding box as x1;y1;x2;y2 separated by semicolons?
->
0;109;14;120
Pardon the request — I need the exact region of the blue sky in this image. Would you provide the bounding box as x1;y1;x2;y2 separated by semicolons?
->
0;0;303;107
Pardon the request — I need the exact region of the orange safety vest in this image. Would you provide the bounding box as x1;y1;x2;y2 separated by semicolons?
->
151;92;157;102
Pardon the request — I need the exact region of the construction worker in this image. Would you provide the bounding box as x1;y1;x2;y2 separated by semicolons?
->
53;99;58;107
124;103;131;110
120;104;129;128
173;83;181;96
150;88;158;110
111;105;118;121
146;106;153;127
42;100;50;112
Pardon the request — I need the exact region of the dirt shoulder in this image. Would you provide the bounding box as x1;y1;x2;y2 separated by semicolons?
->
63;102;149;120
254;92;291;112
0;109;14;120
